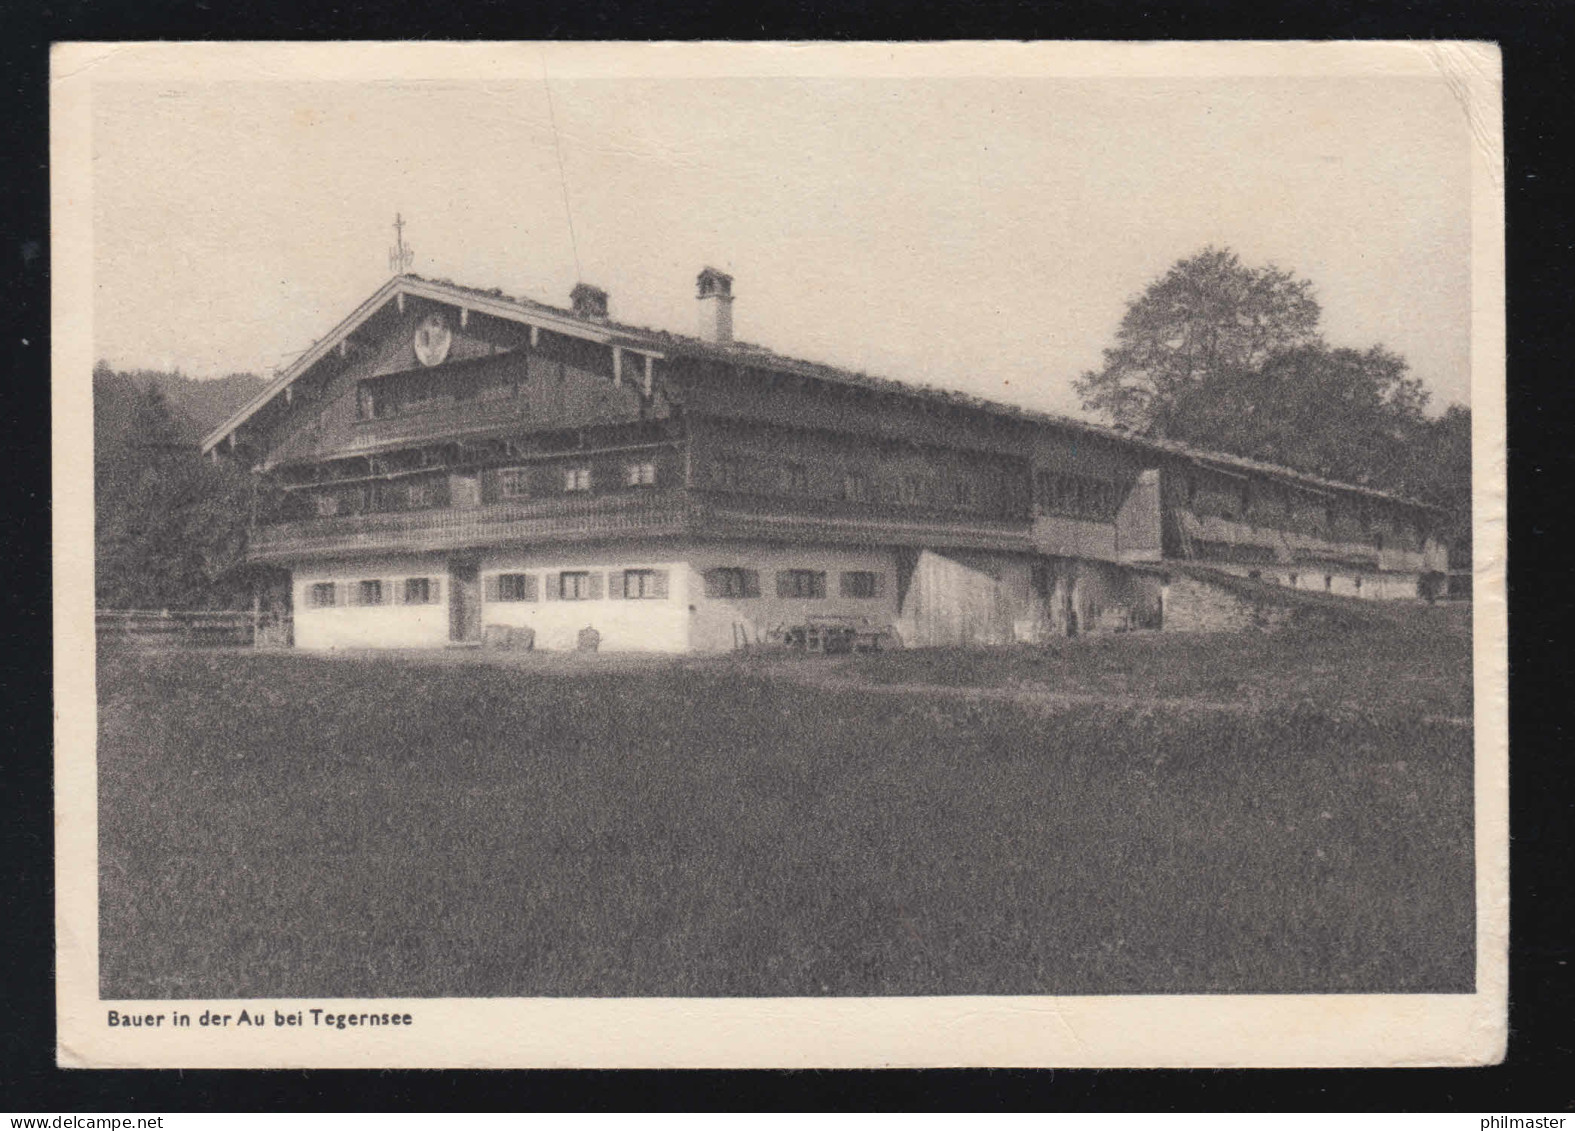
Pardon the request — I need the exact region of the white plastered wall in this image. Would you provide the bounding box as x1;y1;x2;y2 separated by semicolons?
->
686;541;900;654
478;543;691;653
292;554;452;649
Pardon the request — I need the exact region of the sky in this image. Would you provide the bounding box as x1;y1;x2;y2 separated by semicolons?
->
91;60;1475;417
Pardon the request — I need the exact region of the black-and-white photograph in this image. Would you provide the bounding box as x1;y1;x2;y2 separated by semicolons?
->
54;41;1505;1068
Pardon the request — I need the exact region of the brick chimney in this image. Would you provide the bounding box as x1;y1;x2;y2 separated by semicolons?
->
696;267;734;344
570;283;609;321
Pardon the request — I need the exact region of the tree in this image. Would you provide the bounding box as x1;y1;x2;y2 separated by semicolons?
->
1076;248;1437;480
93;362;254;609
1077;249;1470;569
1076;247;1323;437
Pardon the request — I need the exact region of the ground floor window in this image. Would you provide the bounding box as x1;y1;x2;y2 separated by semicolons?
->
619;569;669;599
557;571;601;600
402;577;434;605
777;569;827;599
356;579;385;606
308;582;336;608
704;567;760;599
488;573;536;602
839;570;883;598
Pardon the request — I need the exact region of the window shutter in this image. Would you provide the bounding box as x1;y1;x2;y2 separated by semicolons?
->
703;569;720;599
545;574;559;601
872;572;885;597
608;571;624;600
336;582;350;607
521;574;537;602
393;580;406;606
651;569;669;599
777;571;791;598
484;574;500;602
430;578;442;605
588;572;604;600
744;570;761;598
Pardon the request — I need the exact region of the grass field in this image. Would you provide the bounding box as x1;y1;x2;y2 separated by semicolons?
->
98;603;1474;998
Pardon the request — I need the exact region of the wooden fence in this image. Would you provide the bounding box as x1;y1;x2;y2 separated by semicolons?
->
95;609;294;648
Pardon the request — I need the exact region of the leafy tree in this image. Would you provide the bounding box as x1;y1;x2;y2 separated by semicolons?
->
1076;247;1322;438
1078;248;1470;567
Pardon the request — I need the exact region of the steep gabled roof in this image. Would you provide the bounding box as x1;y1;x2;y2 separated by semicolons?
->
199;275;666;455
203;273;1444;514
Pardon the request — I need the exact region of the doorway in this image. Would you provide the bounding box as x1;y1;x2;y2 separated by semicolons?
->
449;556;481;643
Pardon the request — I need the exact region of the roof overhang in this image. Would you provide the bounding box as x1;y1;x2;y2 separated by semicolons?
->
200;276;666;455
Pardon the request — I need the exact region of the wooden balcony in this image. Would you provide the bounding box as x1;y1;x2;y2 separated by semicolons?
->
248;489;693;561
1174;510;1432;572
249;486;1037;562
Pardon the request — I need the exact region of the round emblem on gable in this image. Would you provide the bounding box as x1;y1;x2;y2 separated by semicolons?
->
412;313;453;367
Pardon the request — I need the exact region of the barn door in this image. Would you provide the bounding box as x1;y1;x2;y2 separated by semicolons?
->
449;557;481;642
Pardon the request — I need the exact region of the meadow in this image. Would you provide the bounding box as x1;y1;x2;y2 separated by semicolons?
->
98;603;1474;998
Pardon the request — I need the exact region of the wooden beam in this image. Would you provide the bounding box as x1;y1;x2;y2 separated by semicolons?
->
643;354;654;397
339;339;348;359
460;307;469;328
530;325;540;349
612;346;623;387
285;385;293;405
397;292;405;314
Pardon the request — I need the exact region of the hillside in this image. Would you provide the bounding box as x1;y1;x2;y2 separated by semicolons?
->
100;367;268;442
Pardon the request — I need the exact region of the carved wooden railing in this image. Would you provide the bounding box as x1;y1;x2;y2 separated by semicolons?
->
248;489;692;560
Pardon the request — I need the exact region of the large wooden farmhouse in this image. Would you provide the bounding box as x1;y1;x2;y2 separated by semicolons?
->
202;269;1449;652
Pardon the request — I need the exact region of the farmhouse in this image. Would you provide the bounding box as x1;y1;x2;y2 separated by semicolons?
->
201;268;1449;652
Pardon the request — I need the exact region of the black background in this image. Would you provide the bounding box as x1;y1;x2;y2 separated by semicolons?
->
2;0;1570;1111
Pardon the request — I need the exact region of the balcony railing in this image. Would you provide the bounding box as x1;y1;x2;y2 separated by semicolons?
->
249;486;1037;561
1176;510;1427;571
248;489;692;560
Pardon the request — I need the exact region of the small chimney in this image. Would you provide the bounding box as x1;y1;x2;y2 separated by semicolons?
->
570;282;609;321
696;267;734;344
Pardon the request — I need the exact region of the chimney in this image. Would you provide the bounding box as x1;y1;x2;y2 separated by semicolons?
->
570;282;609;321
696;267;734;344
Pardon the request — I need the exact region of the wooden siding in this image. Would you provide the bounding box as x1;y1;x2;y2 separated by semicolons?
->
258;300;657;466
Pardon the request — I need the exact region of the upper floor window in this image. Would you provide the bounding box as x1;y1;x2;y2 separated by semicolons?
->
308;582;336;608
402;382;448;414
625;461;657;488
356;579;385;606
839;473;870;503
315;494;340;517
777;569;827;599
895;477;924;506
780;463;810;495
498;467;531;499
715;456;747;490
406;480;439;509
563;467;592;493
356;384;385;420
